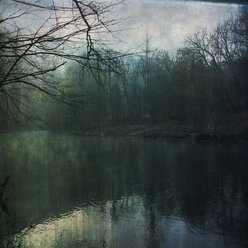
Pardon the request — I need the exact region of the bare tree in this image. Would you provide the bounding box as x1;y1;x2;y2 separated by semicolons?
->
0;0;124;124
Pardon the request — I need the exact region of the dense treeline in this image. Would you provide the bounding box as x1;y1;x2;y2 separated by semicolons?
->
42;8;248;135
1;7;248;137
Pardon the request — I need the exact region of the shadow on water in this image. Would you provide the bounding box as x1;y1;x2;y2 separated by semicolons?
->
0;131;248;247
0;176;10;216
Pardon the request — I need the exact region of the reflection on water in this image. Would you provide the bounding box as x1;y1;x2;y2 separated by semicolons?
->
0;131;248;247
17;196;240;248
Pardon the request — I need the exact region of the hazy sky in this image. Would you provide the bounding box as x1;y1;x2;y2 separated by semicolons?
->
115;0;239;52
0;0;240;53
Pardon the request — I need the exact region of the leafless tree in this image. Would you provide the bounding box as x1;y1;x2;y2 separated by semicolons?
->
0;0;124;124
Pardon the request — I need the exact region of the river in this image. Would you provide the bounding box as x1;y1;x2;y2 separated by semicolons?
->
0;131;247;248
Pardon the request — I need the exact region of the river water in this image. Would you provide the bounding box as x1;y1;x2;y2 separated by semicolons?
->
0;131;248;248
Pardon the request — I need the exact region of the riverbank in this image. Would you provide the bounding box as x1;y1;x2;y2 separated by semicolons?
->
79;124;248;141
1;124;248;141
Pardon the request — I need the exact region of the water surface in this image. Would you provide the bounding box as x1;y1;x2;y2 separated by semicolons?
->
0;131;248;248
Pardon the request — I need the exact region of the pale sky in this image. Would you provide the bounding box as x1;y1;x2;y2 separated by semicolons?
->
115;0;239;52
0;0;240;53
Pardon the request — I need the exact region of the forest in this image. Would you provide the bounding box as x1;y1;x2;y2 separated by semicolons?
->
0;1;248;139
1;1;248;248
